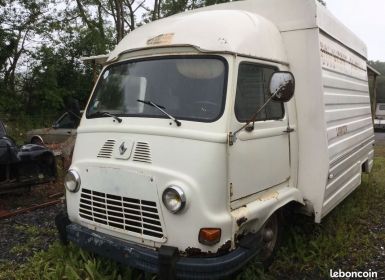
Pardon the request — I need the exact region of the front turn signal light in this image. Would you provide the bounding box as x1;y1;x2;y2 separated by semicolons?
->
198;228;221;245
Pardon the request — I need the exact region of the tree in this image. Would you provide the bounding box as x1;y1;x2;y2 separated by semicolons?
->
73;0;148;44
0;0;57;112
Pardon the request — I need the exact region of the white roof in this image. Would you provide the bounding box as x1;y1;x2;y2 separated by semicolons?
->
108;9;287;63
108;0;367;62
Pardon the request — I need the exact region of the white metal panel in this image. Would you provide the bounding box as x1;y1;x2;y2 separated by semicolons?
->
108;10;287;64
281;29;330;222
229;120;291;201
228;57;291;202
319;32;374;218
320;33;374;163
68;130;233;252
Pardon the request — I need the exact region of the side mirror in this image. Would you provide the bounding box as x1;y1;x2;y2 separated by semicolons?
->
52;123;59;129
269;71;295;102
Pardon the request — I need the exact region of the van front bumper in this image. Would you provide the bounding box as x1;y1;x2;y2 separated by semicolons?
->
57;214;262;279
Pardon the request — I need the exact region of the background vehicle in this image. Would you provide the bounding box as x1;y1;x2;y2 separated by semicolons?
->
56;0;374;278
374;103;385;130
0;120;56;194
26;111;82;145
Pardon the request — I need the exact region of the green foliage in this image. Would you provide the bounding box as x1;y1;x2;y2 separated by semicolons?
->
0;243;132;280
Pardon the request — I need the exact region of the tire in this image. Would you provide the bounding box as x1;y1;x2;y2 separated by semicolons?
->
259;211;283;268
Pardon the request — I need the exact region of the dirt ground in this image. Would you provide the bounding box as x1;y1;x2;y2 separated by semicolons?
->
0;179;64;213
0;204;64;264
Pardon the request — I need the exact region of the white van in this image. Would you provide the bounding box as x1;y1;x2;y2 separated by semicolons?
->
374;103;385;130
56;0;374;278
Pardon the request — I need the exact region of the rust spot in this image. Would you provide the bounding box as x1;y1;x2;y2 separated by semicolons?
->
236;217;248;227
216;240;231;255
185;247;204;257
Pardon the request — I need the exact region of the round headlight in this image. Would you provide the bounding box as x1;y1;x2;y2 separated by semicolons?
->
162;186;186;213
64;170;81;192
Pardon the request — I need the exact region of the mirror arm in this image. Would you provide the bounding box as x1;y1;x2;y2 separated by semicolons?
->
231;93;277;137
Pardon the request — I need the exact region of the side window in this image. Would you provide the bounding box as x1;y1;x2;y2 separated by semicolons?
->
57;114;76;129
235;63;284;122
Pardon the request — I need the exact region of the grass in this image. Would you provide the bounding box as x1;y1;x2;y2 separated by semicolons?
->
2;114;57;144
0;243;132;280
1;157;385;279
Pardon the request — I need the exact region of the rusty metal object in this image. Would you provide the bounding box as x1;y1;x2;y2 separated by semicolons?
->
184;240;233;257
185;247;204;257
0;199;63;220
47;135;76;171
216;240;231;255
236;216;248;227
48;192;64;199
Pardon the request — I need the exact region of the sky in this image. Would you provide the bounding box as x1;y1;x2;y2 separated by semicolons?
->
326;0;385;61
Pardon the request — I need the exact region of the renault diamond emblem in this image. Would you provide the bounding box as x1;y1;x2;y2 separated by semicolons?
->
119;142;127;155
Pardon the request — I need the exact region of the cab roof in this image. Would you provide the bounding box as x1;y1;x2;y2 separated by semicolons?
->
108;9;287;64
108;0;367;63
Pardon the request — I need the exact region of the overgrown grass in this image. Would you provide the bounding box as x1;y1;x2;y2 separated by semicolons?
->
0;243;132;280
2;113;58;144
1;158;385;279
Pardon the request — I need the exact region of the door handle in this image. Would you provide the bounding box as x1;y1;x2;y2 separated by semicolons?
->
283;127;295;133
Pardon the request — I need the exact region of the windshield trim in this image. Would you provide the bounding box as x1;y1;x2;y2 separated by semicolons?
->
86;55;229;123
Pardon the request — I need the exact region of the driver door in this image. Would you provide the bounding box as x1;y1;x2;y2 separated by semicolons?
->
229;60;291;202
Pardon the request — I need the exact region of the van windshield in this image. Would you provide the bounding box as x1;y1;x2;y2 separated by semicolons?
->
86;56;227;122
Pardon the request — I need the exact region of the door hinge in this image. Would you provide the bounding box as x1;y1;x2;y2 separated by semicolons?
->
228;132;236;146
283;127;295;133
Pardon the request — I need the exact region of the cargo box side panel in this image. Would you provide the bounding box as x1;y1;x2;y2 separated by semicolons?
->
281;29;330;222
320;32;374;218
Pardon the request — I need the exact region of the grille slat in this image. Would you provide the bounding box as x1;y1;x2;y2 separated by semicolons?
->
97;140;116;158
133;142;152;163
79;188;164;239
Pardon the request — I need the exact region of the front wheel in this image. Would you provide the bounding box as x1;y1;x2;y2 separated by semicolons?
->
259;212;283;268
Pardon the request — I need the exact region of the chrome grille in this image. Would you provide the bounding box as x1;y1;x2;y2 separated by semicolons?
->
97;140;116;158
133;142;152;163
79;188;163;239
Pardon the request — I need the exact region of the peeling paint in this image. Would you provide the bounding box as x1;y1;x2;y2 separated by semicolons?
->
185;247;203;256
257;191;279;201
184;241;232;257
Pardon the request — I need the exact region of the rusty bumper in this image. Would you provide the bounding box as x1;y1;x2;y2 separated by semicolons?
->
58;216;262;279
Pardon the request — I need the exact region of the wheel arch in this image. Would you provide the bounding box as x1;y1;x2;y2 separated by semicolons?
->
30;135;44;145
231;186;304;236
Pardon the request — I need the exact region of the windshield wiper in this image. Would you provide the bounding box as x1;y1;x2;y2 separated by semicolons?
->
88;111;122;123
137;99;181;127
